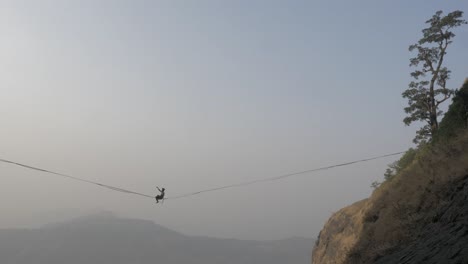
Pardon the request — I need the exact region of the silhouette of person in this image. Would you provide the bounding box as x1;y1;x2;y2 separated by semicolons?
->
155;187;165;203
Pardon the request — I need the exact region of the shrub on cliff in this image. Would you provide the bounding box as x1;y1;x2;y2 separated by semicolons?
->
434;79;468;142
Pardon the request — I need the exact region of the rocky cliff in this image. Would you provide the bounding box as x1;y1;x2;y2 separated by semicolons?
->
312;131;468;264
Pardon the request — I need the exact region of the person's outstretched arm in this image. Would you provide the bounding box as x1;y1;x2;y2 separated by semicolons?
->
157;187;162;192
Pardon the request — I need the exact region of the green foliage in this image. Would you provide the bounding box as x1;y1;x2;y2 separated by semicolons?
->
372;148;417;188
384;167;395;181
371;181;381;189
403;10;467;144
434;79;468;142
376;91;468;188
383;148;418;181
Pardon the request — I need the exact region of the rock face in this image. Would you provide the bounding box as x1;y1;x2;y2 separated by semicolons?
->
312;132;468;264
375;175;468;264
311;199;368;264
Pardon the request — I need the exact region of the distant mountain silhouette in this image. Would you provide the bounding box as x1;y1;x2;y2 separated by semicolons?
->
0;212;312;264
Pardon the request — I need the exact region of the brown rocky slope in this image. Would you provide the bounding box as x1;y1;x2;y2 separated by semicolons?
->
312;131;468;264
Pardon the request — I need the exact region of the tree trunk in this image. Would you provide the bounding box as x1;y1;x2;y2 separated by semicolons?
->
429;79;439;135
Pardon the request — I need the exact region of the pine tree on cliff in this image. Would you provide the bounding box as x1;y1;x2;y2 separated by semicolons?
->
402;10;467;144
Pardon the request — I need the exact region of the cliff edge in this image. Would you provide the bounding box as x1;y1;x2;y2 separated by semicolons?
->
312;80;468;264
312;132;468;264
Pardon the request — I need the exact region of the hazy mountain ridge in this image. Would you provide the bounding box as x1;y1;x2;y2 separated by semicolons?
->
0;212;313;264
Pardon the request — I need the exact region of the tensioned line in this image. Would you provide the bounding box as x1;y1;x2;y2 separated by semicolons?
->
167;151;405;200
0;158;154;199
0;151;405;201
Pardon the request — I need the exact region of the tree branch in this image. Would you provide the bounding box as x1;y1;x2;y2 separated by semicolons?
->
425;58;435;73
436;94;450;106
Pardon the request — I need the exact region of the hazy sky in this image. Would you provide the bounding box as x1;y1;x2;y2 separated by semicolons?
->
0;0;467;240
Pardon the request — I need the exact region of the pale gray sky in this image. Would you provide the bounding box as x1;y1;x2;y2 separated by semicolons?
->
0;0;467;240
